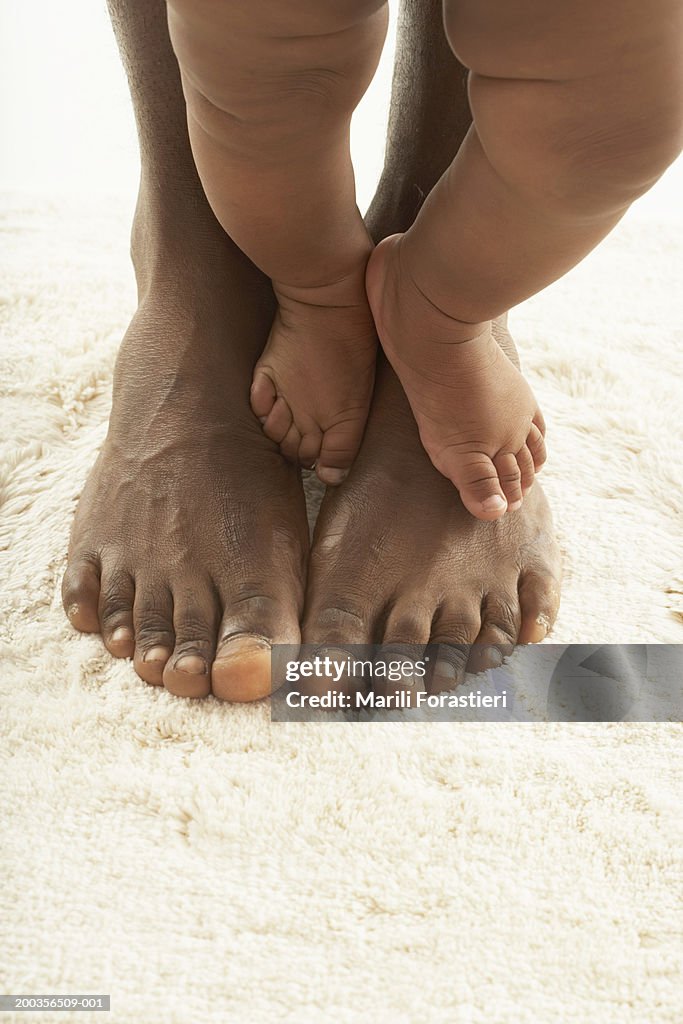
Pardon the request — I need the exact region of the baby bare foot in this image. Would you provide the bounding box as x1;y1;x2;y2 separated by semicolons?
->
250;267;378;486
366;234;547;520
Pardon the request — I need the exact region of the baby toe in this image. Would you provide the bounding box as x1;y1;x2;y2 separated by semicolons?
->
250;370;277;420
516;444;536;495
527;422;547;471
493;452;523;512
279;422;302;463
262;396;293;445
298;428;323;469
316;419;365;485
447;452;508;521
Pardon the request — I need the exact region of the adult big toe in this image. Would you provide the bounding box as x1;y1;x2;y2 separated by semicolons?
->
63;282;309;702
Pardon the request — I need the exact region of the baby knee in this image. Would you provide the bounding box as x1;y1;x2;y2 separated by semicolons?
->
471;71;683;219
554;112;683;214
170;0;387;154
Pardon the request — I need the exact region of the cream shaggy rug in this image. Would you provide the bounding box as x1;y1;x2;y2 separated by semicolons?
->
1;193;682;1023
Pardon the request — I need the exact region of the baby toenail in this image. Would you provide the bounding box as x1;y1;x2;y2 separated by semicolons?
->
174;654;207;675
144;646;170;663
482;495;506;512
319;467;348;485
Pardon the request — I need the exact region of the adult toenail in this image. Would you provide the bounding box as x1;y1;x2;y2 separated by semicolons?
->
112;626;133;644
508;500;522;512
144;646;170;663
218;635;271;660
258;416;267;425
67;603;80;621
484;646;503;668
319;467;348;485
536;614;551;636
174;654;207;675
433;659;456;681
482;495;506;512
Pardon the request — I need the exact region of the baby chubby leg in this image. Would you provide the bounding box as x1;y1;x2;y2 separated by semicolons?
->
367;0;682;518
167;0;388;482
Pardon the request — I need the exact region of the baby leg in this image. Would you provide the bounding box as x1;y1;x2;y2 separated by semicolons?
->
367;0;682;518
167;0;388;482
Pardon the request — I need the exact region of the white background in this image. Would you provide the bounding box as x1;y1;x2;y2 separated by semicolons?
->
2;0;682;221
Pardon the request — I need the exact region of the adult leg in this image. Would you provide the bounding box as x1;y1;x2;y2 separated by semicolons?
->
304;0;562;681
62;0;309;701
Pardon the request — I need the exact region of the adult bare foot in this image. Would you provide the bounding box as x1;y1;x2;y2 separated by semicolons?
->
62;205;308;701
62;0;308;701
303;321;561;684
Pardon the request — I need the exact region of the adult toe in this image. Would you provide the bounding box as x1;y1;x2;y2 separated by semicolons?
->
466;591;520;674
62;555;101;633
518;569;561;643
428;605;482;692
132;581;175;687
162;583;220;699
97;562;136;659
212;591;302;702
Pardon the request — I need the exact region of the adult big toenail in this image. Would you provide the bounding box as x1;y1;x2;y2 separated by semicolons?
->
144;646;170;663
174;655;207;675
218;635;271;660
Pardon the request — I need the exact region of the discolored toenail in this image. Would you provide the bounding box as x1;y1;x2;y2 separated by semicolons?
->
531;614;551;642
144;646;171;664
219;635;271;659
173;654;207;676
212;635;273;702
